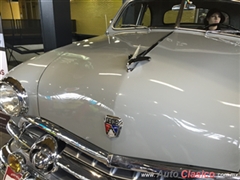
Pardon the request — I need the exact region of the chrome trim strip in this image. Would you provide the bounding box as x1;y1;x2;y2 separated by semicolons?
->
16;117;238;176
56;162;90;180
0;145;8;167
0;145;8;175
7;120;30;149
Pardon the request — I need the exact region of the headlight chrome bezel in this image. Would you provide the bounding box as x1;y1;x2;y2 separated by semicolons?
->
0;77;28;117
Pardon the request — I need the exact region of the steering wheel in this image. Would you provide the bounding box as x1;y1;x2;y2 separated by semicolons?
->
204;23;239;30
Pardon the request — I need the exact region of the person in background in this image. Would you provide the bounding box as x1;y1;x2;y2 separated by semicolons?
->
204;8;225;30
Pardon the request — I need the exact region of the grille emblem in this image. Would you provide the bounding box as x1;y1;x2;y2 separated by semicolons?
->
104;115;123;138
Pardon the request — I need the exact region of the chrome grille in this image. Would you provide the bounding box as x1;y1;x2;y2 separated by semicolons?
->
1;117;236;180
63;145;140;180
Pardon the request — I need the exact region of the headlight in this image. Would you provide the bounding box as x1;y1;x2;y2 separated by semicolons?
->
0;77;28;116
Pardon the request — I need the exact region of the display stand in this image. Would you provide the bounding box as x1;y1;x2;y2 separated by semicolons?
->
0;15;8;80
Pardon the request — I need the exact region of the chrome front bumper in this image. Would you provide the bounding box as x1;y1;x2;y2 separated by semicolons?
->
0;138;111;180
0;117;239;180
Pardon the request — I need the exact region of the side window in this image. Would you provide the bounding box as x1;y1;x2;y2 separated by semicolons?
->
163;8;229;25
114;2;151;28
115;17;123;28
195;8;229;24
142;8;151;27
195;8;208;24
181;10;195;23
163;10;178;24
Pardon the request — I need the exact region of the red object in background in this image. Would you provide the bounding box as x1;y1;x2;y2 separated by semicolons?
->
3;166;22;180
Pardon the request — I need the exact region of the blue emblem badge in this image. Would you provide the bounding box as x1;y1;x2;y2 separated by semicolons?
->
104;115;123;138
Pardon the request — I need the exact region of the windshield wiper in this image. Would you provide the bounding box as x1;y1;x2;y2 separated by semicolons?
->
127;45;151;72
139;31;174;57
126;31;174;72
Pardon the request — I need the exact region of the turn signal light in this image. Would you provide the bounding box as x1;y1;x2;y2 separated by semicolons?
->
8;153;25;173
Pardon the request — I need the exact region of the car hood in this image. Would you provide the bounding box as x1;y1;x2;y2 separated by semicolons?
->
37;31;240;171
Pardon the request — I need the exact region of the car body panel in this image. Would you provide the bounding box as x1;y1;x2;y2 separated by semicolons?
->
6;51;65;116
37;31;240;171
1;0;240;178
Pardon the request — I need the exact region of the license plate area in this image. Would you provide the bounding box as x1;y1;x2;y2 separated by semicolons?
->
3;166;22;180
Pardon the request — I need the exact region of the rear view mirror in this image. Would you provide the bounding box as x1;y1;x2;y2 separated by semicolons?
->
172;1;196;10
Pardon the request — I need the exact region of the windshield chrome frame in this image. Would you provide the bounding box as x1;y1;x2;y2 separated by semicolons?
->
107;0;184;34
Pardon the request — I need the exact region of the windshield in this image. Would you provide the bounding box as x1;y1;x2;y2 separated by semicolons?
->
113;0;240;34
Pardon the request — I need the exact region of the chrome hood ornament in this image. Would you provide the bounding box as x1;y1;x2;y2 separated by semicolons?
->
104;115;123;138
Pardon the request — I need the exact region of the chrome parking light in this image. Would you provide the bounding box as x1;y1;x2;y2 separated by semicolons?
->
8;153;26;173
29;134;58;174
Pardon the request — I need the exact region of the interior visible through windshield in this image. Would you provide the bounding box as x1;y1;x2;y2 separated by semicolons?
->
113;0;239;34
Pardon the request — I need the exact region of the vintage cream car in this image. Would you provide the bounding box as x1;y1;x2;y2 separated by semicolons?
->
0;0;240;179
